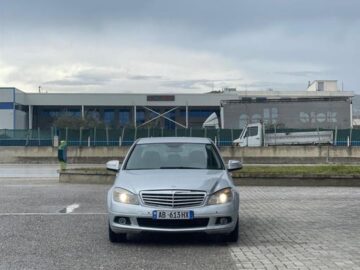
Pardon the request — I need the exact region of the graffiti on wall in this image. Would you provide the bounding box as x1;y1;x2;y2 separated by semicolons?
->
239;108;338;127
239;108;278;128
299;112;337;123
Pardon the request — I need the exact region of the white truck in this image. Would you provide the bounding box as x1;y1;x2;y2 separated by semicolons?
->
233;123;333;147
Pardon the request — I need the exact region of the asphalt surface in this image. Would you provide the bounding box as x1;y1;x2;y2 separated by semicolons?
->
0;180;236;270
0;176;359;270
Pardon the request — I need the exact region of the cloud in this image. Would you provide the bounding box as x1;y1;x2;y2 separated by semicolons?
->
0;0;359;93
43;69;117;86
127;75;163;81
162;79;216;90
44;78;106;87
274;71;324;77
161;77;244;90
1;0;359;35
43;69;164;86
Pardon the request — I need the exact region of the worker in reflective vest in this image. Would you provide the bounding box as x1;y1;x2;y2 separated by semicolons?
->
58;140;68;171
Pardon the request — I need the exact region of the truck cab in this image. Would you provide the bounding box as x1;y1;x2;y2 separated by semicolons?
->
233;123;263;147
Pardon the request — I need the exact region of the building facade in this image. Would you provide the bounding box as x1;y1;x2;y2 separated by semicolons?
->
0;86;354;130
0;88;239;129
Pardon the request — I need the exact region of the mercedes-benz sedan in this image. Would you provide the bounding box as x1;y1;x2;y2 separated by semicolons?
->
106;137;242;242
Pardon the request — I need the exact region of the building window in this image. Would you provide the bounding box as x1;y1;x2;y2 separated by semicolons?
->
42;109;60;118
104;109;114;127
67;109;81;117
180;109;215;118
164;110;176;129
119;110;130;127
136;110;145;125
86;110;100;121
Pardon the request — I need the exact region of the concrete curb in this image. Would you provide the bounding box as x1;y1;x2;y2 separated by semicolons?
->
58;170;360;186
6;145;360;165
59;169;116;185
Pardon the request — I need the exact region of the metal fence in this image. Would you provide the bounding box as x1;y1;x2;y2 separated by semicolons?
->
0;127;359;147
0;128;242;147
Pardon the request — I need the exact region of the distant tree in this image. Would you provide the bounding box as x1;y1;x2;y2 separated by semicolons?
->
53;115;85;129
83;114;106;129
53;114;106;129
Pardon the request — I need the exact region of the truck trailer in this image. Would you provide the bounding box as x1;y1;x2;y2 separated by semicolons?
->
233;123;333;147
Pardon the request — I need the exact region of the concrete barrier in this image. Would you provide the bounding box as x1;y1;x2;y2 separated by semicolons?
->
0;146;130;164
59;169;116;184
3;145;360;164
58;169;360;186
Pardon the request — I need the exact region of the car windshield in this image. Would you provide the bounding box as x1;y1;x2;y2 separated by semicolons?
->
125;143;224;170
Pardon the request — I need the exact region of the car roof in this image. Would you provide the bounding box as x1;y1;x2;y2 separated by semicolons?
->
136;137;212;144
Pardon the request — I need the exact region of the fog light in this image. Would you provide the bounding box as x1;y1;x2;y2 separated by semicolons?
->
118;217;127;225
114;216;130;225
215;217;232;225
220;217;228;225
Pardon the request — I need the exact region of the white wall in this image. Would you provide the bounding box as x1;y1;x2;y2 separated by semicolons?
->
15;110;27;129
0;88;14;102
307;83;317;92
0;110;14;129
15;88;27;104
324;81;338;92
307;81;338;92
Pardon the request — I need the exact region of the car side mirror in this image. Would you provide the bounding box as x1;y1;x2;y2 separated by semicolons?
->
106;160;120;171
227;160;242;172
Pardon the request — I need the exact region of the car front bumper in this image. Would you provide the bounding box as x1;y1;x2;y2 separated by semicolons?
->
108;201;239;234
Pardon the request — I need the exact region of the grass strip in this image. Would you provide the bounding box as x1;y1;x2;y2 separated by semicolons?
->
233;165;360;177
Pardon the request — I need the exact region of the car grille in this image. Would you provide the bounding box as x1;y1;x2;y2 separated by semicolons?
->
137;218;209;229
140;190;206;208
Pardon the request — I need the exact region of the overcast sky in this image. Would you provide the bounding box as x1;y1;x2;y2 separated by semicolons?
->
0;0;359;93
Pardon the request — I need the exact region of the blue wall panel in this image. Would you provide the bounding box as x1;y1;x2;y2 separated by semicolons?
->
0;102;14;110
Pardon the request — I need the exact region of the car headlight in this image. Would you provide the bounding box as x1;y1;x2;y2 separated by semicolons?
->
207;188;233;205
113;188;139;205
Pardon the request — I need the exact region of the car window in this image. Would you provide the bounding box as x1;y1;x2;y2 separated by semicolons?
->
125;143;224;170
245;126;258;137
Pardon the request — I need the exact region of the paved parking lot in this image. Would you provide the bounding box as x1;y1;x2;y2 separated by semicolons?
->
0;178;359;270
231;187;360;270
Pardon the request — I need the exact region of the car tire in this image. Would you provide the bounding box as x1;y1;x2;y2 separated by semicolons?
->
226;218;239;243
108;225;127;243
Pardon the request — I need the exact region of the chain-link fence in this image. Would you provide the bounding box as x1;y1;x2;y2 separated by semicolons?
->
0;127;358;147
0;128;243;147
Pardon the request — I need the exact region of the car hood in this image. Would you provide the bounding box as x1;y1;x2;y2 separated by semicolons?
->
114;169;232;194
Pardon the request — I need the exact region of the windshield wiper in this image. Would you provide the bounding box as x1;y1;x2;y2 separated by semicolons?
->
159;166;202;169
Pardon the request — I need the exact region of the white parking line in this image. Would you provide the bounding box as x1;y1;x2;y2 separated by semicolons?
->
63;203;80;213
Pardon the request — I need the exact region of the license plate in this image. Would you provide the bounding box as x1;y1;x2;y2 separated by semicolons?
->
152;210;194;220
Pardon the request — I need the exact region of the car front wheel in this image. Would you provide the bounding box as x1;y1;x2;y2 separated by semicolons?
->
226;218;239;242
108;224;127;243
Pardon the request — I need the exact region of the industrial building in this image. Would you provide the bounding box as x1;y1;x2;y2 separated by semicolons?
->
0;80;354;130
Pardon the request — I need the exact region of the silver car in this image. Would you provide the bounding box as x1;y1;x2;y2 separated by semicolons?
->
106;137;242;242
